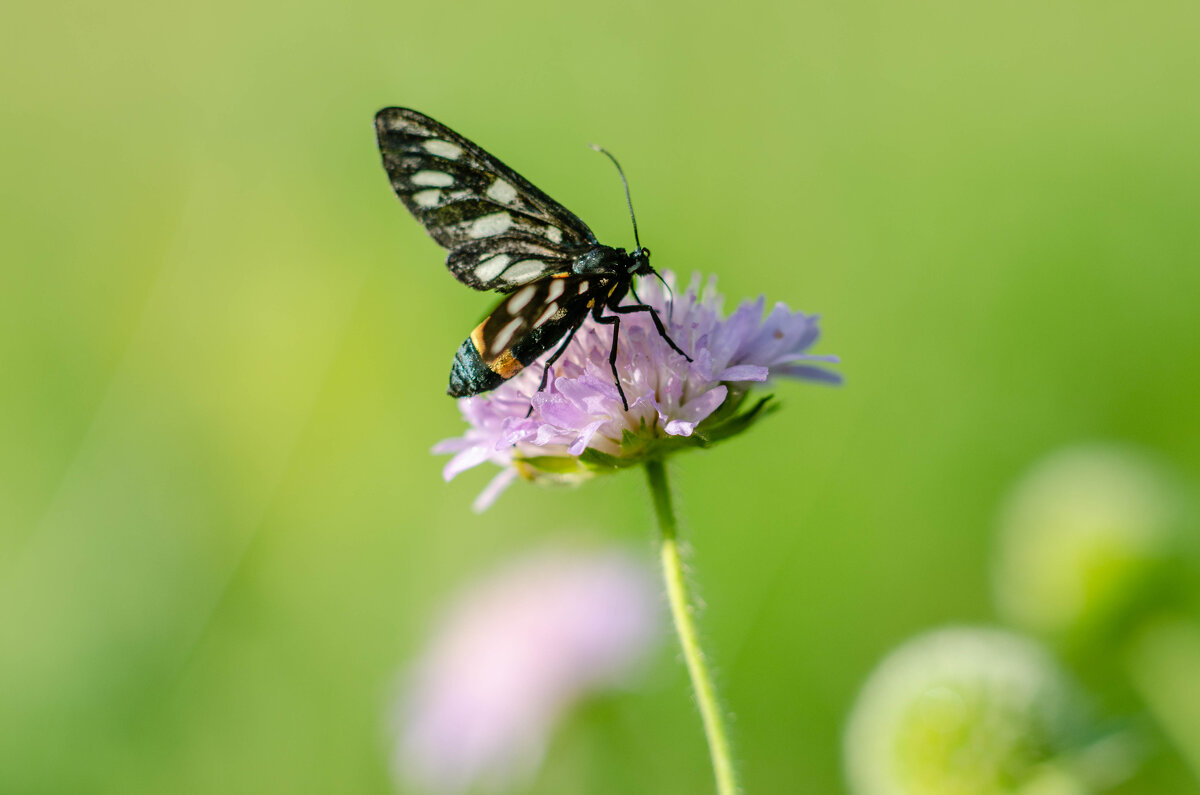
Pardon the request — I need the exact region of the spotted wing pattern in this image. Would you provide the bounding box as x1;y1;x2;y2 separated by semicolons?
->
375;107;597;291
469;273;600;374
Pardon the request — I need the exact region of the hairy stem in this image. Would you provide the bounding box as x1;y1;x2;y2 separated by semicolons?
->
645;458;739;795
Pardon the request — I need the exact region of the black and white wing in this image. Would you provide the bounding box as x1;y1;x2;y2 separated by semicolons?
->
466;273;598;376
375;107;596;292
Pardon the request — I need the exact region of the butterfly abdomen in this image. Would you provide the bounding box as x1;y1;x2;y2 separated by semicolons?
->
447;279;599;397
446;322;567;397
447;338;508;397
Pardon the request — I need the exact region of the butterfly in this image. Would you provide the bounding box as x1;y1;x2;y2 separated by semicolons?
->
373;107;690;411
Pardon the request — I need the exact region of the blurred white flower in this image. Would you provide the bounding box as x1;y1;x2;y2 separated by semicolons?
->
390;547;660;794
993;445;1180;639
844;627;1087;795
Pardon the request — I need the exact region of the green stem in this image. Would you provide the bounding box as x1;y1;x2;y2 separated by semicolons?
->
645;458;740;795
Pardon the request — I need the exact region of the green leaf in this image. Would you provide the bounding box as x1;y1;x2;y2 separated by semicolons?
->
694;394;777;445
579;447;637;471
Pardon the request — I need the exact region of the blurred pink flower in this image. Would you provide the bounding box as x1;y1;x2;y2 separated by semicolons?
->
390;547;660;794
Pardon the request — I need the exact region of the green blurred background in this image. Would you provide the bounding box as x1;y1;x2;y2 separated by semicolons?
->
3;0;1199;792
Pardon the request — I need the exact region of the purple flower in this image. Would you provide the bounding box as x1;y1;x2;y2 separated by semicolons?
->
434;271;840;510
390;547;660;794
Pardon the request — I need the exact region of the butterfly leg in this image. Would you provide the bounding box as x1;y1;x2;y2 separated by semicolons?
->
591;311;630;411
609;303;692;363
524;322;582;418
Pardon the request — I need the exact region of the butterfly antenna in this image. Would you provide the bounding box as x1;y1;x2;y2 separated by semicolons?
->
588;143;641;251
590;144;676;318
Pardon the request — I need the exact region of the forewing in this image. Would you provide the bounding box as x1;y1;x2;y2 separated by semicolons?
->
375;107;596;289
446;238;574;291
470;274;596;371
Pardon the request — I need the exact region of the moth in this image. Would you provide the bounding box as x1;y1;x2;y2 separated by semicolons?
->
373;107;690;411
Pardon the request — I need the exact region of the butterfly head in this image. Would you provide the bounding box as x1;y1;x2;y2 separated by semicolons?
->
630;246;653;277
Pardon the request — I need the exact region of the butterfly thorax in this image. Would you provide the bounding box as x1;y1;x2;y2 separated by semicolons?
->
571;245;653;278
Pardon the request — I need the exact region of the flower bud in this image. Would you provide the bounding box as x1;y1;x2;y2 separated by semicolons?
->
992;445;1180;641
844;627;1086;795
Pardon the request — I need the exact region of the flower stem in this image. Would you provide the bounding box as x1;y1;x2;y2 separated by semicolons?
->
645;458;740;795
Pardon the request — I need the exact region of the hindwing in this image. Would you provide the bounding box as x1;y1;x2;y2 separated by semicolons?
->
468;274;601;374
445;238;574;292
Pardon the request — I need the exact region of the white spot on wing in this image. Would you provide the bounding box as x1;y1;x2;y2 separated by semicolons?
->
485;179;518;204
423;139;463;159
506;285;537;313
502;259;547;284
491;317;524;354
469;213;513;239
546;279;566;301
474;254;511;283
412;189;441;207
413;170;453;187
577;280;590;294
532;303;560;328
545;226;563;244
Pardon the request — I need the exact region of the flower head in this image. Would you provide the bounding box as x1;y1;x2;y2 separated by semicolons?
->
434;271;839;510
844;627;1090;795
390;546;660;794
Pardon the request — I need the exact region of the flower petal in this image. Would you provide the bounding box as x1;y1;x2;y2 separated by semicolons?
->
443;446;493;481
773;363;844;384
665;385;728;436
472;468;518;512
717;364;769;382
568;420;608;455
